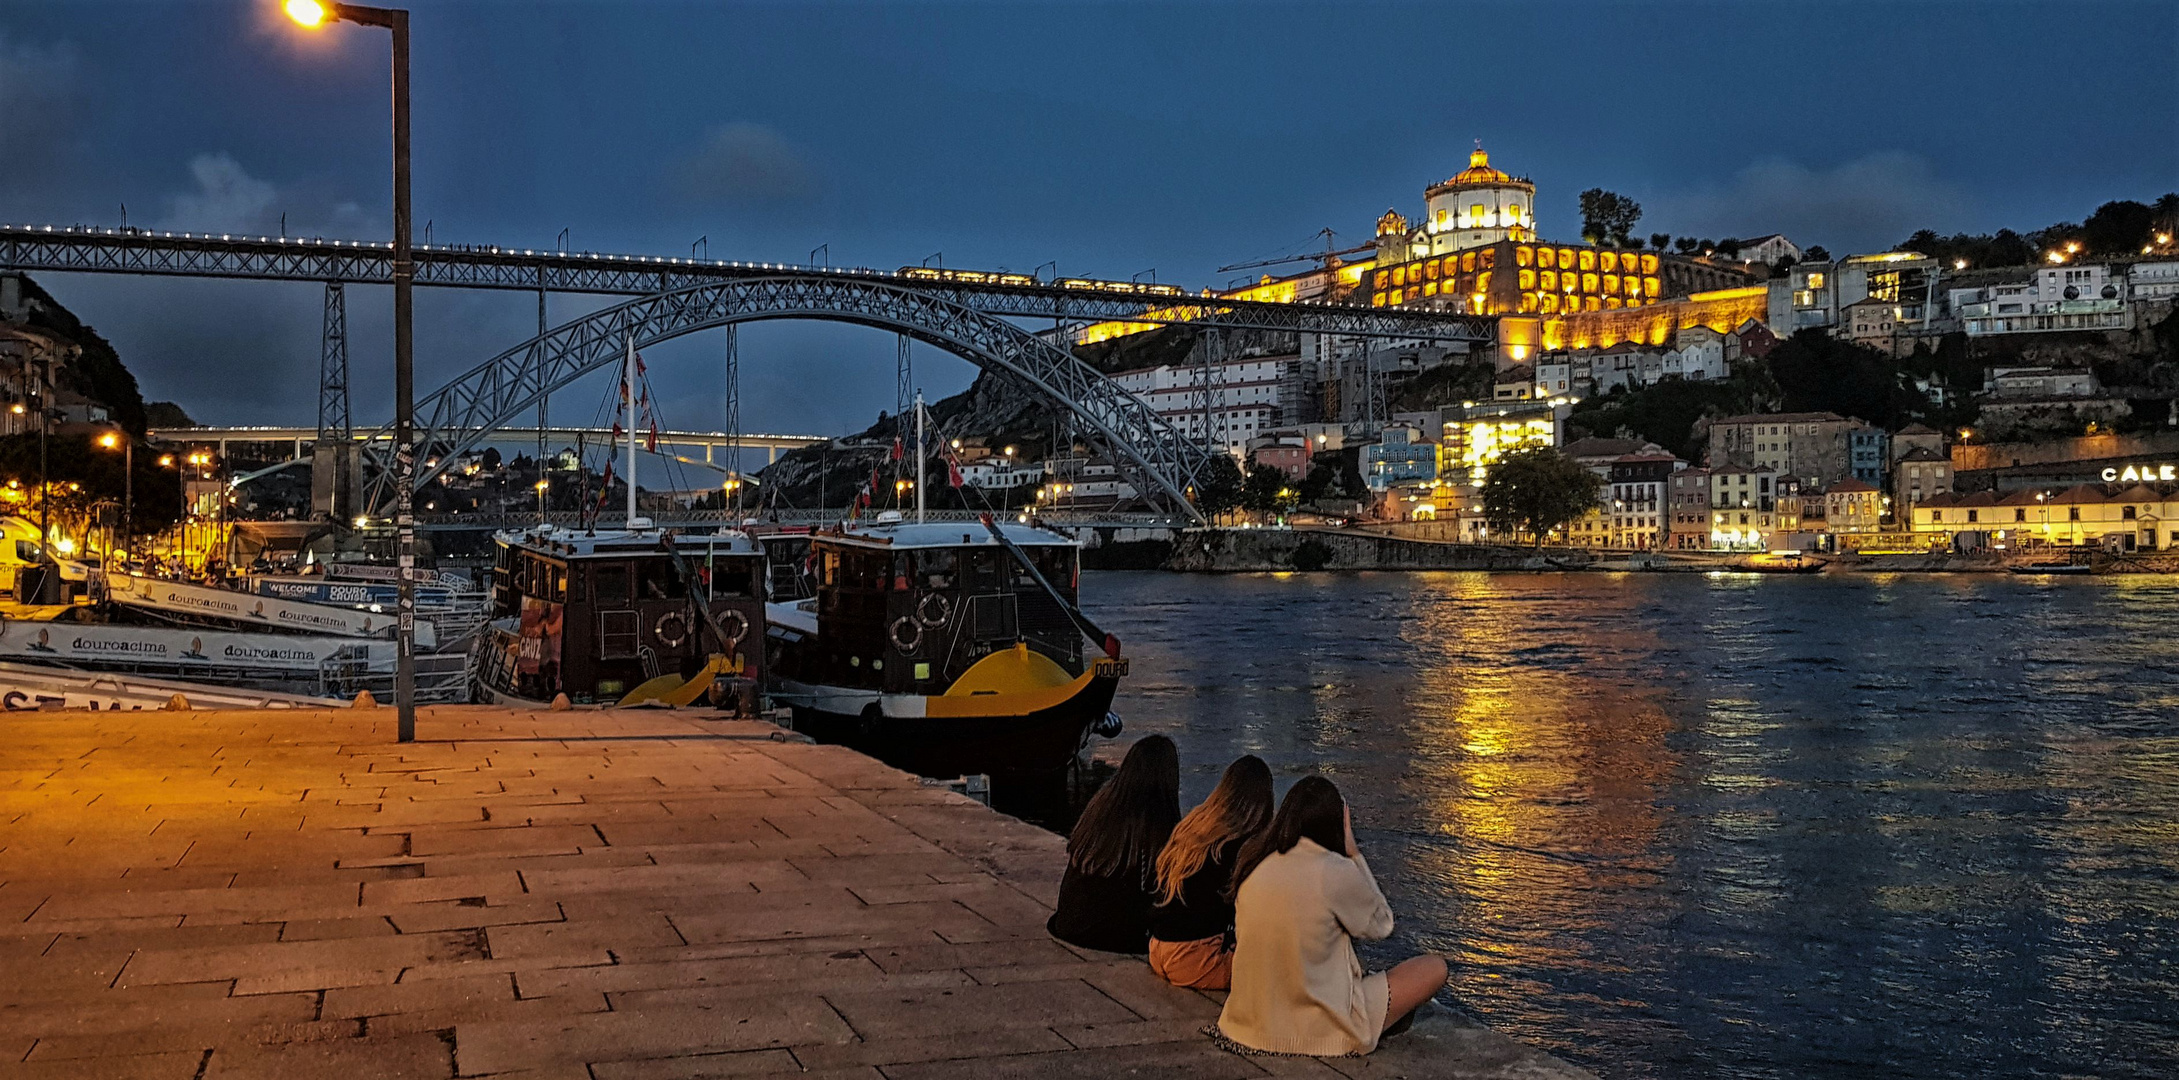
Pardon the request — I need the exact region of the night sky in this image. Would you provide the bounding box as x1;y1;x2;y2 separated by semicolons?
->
3;1;2174;436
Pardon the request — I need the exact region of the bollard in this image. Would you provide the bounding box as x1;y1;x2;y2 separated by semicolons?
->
353;690;377;708
549;693;572;711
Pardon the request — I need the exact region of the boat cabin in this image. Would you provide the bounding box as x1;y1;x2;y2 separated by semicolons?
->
482;524;765;704
772;520;1082;696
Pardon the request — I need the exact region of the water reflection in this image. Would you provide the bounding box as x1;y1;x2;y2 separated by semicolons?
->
1085;571;2179;1080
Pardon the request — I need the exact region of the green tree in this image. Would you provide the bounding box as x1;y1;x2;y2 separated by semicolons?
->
1649;232;1672;252
1766;330;1926;429
1191;453;1244;518
1480;448;1603;548
1578;189;1642;247
1242;463;1295;515
1672;236;1700;255
1804;245;1831;262
2083;200;2155;255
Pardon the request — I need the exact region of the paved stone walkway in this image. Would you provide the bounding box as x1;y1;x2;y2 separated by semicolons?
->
0;706;1591;1079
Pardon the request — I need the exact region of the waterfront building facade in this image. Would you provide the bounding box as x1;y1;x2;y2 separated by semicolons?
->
1893;446;1952;519
1109;354;1304;452
1362;425;1439;492
1438;400;1564;485
1824;478;1884;533
1706;412;1885;491
1606;452;1678;549
1667;467;1712;549
1707;465;1782;550
1911;483;2179;551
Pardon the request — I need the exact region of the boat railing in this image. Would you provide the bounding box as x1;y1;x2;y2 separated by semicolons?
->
317;645;470;704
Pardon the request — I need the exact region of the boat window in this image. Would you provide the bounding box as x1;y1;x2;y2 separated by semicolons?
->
840;551;885;591
550;565;567;604
705;562;754;598
16;540;39;562
593;562;631;607
637;559;686;600
914;549;957;589
1033;546;1077;592
965;549;1004;590
820;550;840;587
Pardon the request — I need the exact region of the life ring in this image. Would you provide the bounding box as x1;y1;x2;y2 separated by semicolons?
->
715;609;749;647
889;615;923;653
653;612;690;649
916;592;952;627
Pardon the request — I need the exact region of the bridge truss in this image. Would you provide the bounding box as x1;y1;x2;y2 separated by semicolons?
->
369;277;1224;522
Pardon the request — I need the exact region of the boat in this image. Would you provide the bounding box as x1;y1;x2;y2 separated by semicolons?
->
2009;561;2091;575
472;521;767;708
471;328;768;709
765;513;1127;785
1731;551;1827;574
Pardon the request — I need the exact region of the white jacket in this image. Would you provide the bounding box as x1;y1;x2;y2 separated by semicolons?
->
1218;836;1395;1055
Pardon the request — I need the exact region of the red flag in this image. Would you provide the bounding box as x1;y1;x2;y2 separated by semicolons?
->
645;423;659;453
611;422;624;440
635;353;646;377
947;459;964;488
890;438;904;462
869;466;883;495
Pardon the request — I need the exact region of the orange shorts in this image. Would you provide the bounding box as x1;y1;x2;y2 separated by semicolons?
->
1148;933;1232;990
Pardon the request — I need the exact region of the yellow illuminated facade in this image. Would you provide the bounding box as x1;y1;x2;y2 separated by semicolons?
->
1440;406;1560;484
1371;241;1664;317
1545;286;1772;351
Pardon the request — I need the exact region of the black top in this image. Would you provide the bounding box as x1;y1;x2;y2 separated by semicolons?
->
1047;860;1155;954
1148;837;1242;944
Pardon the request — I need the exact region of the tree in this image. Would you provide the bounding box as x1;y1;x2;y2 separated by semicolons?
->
1241;462;1295;515
2155;193;2179;233
1672;236;1700;255
1804;245;1831;262
1578;188;1642;247
1766;329;1926;429
1481;448;1603;548
1988;229;2032;267
1649;233;1672;252
144;401;195;428
1191;453;1244;518
1716;237;1743;259
2083;200;2155;255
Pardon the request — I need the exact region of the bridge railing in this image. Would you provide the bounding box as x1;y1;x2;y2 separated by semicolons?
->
409;509;1188;530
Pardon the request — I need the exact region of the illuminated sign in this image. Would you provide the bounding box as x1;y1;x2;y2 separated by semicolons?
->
2101;464;2179;482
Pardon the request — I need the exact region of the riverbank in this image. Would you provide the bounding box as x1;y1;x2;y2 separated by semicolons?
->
0;704;1590;1078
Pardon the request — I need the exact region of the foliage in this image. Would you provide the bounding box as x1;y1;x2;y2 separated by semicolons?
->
1578;189;1642;247
1191;453;1244;517
1767;330;1928;429
2083;200;2156;256
8;274;149;436
1480;448;1603;548
1387;360;1495;412
0;431;182;538
1672;236;1699;255
143;401;196;428
1566;364;1779;459
1298;452;1363;504
1715;237;1743;259
1289;538;1332;572
1804;245;1831;262
1648;233;1671;252
1241;462;1295;515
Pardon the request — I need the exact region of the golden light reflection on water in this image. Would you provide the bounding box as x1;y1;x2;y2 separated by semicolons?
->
1393;574;1681;988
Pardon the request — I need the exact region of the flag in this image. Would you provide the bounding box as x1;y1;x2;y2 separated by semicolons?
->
869;466;883;495
890;438;903;462
947;458;964;488
645;423;658;454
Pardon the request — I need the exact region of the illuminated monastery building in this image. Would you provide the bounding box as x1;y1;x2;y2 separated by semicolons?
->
1366;146;1763;355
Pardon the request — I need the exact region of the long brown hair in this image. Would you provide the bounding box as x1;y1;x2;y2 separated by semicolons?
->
1227;774;1346;901
1154;755;1273;904
1066;735;1180;879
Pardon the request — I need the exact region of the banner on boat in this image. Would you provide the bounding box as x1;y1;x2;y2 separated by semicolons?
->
0;621;393;675
249;578;454;608
107;574;434;647
0;661;335;711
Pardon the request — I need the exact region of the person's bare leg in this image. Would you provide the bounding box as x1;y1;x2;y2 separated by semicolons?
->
1381;954;1449;1033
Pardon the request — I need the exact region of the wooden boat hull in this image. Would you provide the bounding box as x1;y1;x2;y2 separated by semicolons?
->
778;664;1122;782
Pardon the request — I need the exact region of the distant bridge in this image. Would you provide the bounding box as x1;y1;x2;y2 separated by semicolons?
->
407;509;1187;532
152;425;826;464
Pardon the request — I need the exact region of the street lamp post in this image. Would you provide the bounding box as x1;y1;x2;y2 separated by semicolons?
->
97;432;131;560
288;0;418;742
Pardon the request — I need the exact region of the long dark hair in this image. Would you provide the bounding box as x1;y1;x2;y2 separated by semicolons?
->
1227;774;1346;900
1154;755;1273;904
1067;735;1180;879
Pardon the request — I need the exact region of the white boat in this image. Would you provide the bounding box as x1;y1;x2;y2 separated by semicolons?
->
0;660;344;711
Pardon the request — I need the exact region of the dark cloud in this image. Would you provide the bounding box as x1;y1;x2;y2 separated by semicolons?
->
1645;153;1974;254
0;33;84;193
675;122;818;206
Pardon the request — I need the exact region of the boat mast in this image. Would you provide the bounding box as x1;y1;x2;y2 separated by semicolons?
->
624;331;638;526
915;390;926;524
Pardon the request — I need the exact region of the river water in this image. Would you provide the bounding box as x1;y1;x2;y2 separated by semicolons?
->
1079;570;2179;1080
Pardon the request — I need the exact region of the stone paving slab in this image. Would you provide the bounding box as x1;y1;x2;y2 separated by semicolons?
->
0;705;1593;1078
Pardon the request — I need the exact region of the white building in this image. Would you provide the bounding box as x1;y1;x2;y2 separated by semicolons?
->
958;462;1044;489
1982;366;2102;399
1949;263;2132;336
1734;234;1803;267
1374;145;1538;266
1110;354;1302;451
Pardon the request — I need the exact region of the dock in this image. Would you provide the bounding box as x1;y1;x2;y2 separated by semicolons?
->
0;705;1591;1079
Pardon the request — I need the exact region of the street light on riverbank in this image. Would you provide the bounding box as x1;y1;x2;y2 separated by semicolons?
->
285;0;419;743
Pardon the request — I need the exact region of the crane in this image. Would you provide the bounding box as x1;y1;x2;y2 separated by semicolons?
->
1217;228;1376;276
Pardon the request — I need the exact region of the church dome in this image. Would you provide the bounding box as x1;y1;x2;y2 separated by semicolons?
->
1430;145;1532;194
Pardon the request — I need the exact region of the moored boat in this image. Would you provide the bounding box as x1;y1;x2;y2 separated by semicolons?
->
764;514;1126;786
2009;560;2091;575
473;521;768;708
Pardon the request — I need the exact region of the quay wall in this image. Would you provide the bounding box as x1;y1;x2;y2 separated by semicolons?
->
1160;527;1591;573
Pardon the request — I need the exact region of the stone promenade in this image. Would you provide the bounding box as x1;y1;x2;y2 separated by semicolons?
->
0;705;1590;1079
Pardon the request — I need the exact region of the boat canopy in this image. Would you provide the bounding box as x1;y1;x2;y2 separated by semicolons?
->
816;520;1076;552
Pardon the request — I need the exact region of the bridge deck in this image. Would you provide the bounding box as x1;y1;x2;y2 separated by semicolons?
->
0;704;1589;1079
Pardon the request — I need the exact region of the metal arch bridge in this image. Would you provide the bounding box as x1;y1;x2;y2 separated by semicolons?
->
0;223;1497;340
369;276;1221;521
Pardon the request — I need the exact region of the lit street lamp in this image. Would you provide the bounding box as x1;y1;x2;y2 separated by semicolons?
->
287;0;419;742
97;430;132;559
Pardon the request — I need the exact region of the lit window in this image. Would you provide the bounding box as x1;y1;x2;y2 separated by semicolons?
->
1374;271;1388;289
1508;203;1522;221
1480;248;1496;269
1462;252;1477;273
1518;269;1535;289
1561;274;1577;293
1470;202;1486;222
1424;281;1438;297
1645;276;1661;295
1641;254;1659;275
1390;289;1403;304
1540;293;1560;313
1515;245;1533;267
1425;261;1440;280
1578;250;1597;272
1603;274;1619;294
1583;273;1600;292
1559;248;1577;268
1393;266;1406;286
1540;270;1557;290
1807;272;1826;289
1601;251;1618;273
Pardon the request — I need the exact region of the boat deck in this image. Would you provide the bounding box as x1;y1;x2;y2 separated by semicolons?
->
0;705;1591;1078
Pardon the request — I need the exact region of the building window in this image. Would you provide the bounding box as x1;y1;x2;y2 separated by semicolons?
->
1967;510;1979;523
1931;510;1942;522
2016;509;2027;522
2069;508;2080;521
2123;506;2137;520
